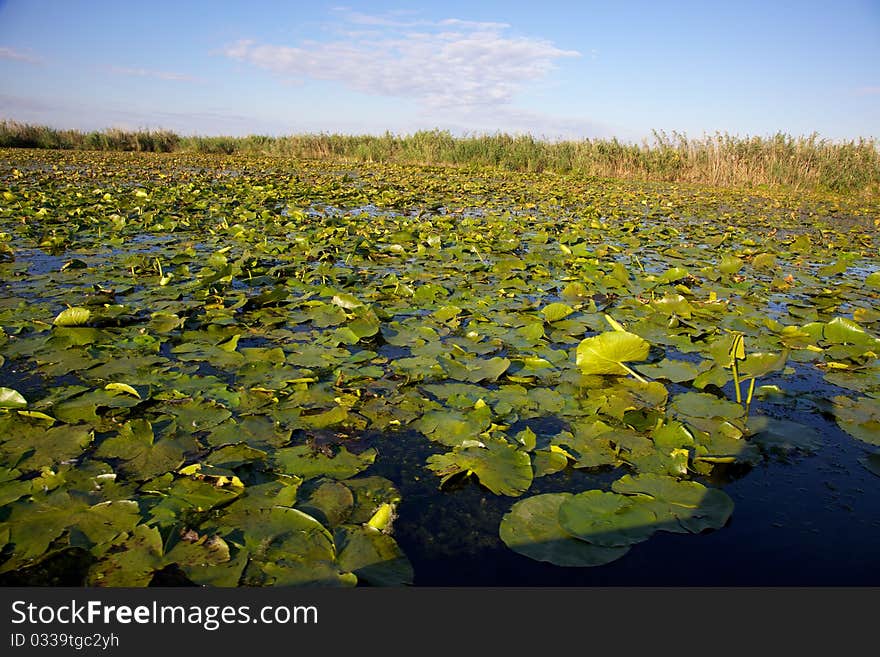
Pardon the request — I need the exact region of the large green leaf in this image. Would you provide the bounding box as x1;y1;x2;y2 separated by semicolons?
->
87;525;233;587
53;306;91;327
274;445;377;480
611;473;734;533
747;416;822;455
335;525;414;586
426;438;533;496
832;396;880;446
93;419;189;480
576;330;650;377
499;493;630;567
0;492;140;573
558;490;658;547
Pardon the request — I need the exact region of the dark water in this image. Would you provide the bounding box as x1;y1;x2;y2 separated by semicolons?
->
364;414;880;586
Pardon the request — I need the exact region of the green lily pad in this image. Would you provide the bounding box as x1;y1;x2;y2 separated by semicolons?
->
551;424;619;470
1;492;140;573
558;490;659;547
636;359;700;383
87;525;232;586
274;444;377;480
747;416;823;455
532;449;569;477
832;395;880;446
345;476;403;524
415;407;492;447
576;330;650;377
738;351;789;380
541;302;574;323
612;473;734;533
203;443;268;468
146;474;244;525
53;306;91;327
824;317;878;347
335;525;414;586
670;392;746;420
93;419;189;480
499;493;630;567
860;452;880;477
426;437;533;496
0;420;93;472
296;479;355;528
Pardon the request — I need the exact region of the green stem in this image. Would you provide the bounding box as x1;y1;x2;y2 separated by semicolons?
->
744;378;757;417
732;361;742;404
622;363;649;384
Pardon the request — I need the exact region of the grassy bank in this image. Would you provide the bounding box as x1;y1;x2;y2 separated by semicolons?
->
1;119;878;196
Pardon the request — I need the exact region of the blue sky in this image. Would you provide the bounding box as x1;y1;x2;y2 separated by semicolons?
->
0;0;878;141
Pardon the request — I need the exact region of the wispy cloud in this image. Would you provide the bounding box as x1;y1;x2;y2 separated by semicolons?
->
0;92;287;136
109;66;198;82
223;12;580;114
855;86;880;96
0;46;43;64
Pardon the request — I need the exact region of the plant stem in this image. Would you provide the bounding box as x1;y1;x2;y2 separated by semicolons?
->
732;361;742;404
623;363;649;384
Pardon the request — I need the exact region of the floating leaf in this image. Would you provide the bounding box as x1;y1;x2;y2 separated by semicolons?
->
611;473;734;533
1;493;140;573
636;359;700;383
104;382;141;399
861;452;880;477
297;479;355;528
499;493;630;567
558;490;658;547
0;387;27;409
335;525;413;586
53;306;91;327
576;330;650;377
824;317;878;347
274;445;377;480
87;525;232;587
541;302;574;323
93;419;188;480
747;416;822;455
426;438;533;496
832;395;880;446
670;392;745;420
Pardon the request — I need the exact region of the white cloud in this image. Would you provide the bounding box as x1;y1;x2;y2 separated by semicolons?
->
0;46;42;64
109;66;198;82
223;12;580;115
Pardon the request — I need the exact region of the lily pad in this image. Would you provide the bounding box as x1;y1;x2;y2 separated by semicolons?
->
93;419;189;480
53;306;91;327
558;490;659;547
860;452;880;477
426;438;533;496
832;395;880;446
576;330;650;377
611;473;734;533
499;493;630;567
636;359;700;383
747;416;823;455
87;525;233;587
274;444;378;480
335;525;414;586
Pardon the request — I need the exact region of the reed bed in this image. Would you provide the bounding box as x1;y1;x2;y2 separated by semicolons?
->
1;120;877;196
